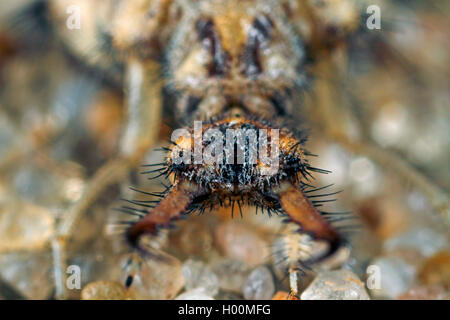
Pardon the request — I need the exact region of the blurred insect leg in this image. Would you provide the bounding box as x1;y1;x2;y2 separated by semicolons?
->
123;252;141;292
51;236;66;300
126;182;206;249
335;135;450;226
120;58;163;161
0;118;63;175
52;158;131;298
276;182;342;262
288;267;300;300
312;58;449;226
124;182;207;288
0;146;30;174
52;59;163;299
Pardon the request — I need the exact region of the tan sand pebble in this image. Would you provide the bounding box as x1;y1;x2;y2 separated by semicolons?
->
81;281;128;300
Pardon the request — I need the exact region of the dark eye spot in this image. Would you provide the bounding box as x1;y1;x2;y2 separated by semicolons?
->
196;18;214;40
253;15;273;41
243;15;273;77
195;18;227;77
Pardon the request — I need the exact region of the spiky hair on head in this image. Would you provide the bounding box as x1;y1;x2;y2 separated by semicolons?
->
121;112;344;268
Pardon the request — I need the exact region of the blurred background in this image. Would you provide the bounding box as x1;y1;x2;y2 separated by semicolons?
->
0;0;448;300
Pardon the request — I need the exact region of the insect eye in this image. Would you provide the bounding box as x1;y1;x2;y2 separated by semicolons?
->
243;15;274;77
196;18;215;42
195;17;227;77
253;15;273;41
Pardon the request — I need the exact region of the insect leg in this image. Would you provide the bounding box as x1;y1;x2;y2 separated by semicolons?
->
52;59;163;299
288;266;300;300
124;181;208;288
52;157;132;298
120;59;163;161
312;59;449;226
335;134;450;226
275;182;342;264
